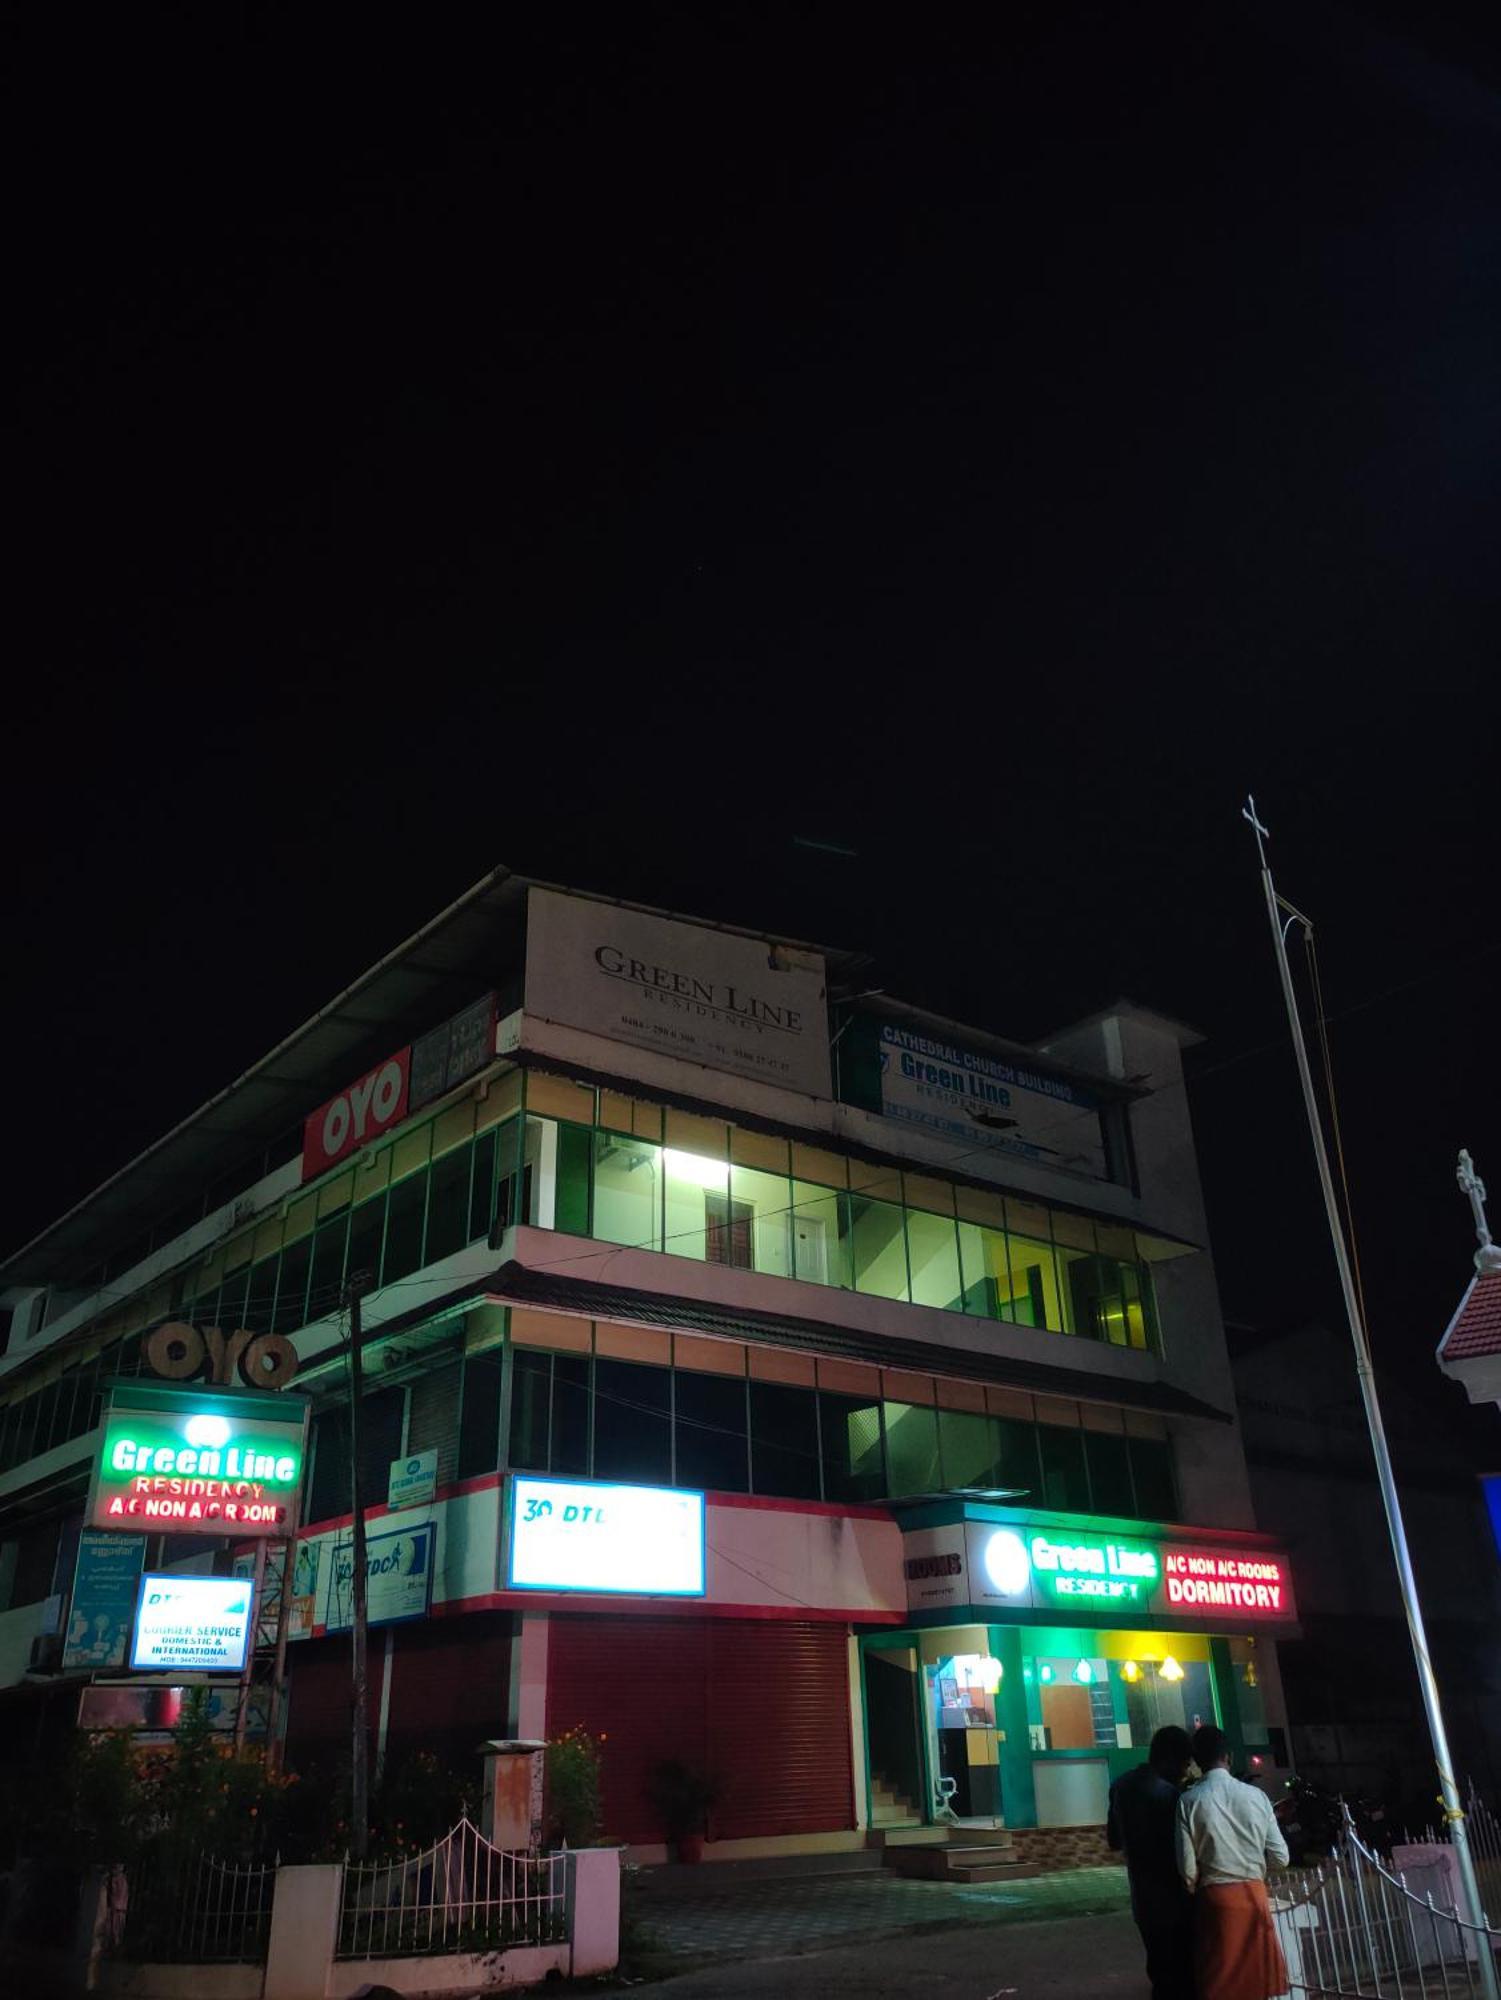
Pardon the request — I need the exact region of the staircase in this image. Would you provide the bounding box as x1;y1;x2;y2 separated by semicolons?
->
875;1823;1043;1884
868;1773;922;1829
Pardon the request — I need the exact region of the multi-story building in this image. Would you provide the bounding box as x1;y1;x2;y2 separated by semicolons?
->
0;869;1295;1857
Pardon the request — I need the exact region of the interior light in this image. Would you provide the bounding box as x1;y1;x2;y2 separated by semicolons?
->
185;1414;231;1449
663;1149;731;1191
1244;1661;1259;1689
1073;1659;1093;1685
1159;1655;1185;1683
978;1657;1003;1693
1121;1660;1142;1684
1039;1664;1055;1684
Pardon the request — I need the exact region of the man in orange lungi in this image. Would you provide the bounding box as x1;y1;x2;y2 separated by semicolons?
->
1176;1725;1289;2000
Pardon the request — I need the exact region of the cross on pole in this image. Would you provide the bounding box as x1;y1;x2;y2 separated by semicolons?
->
1458;1149;1496;1260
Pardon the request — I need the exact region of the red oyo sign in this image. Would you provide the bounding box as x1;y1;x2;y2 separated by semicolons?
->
1162;1545;1293;1619
302;1048;411;1179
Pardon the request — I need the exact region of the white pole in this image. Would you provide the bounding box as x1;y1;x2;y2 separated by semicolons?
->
1243;797;1499;1995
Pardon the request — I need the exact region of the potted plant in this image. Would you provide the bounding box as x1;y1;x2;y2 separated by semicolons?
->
647;1759;722;1863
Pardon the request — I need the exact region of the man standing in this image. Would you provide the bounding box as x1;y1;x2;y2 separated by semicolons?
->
1108;1724;1195;2000
1176;1724;1289;2000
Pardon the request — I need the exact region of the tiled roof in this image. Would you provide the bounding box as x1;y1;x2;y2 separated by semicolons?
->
1439;1272;1501;1362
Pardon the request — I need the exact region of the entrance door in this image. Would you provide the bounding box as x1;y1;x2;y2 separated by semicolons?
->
864;1645;925;1827
926;1644;1003;1822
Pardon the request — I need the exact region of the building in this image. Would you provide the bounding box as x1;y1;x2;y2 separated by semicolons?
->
1234;1318;1501;1816
0;868;1296;1858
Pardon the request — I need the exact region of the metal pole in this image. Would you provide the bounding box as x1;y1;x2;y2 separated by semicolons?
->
233;1538;268;1753
345;1273;373;1861
1244;799;1500;2000
264;1533;297;1776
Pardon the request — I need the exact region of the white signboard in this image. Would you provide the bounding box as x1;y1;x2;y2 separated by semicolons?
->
388;1449;438;1510
326;1522;436;1632
508;1476;706;1597
130;1574;255;1673
525;887;831;1098
902;1524;969;1612
877;1020;1108;1180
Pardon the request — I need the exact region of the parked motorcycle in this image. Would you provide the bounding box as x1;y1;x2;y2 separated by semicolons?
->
1275;1775;1393;1864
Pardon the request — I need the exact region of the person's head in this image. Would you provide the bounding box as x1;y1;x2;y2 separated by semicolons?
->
1193;1725;1232;1772
1149;1726;1194;1782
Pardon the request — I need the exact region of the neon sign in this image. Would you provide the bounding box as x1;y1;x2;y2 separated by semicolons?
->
1163;1547;1287;1614
91;1386;307;1538
1028;1532;1160;1606
941;1517;1295;1621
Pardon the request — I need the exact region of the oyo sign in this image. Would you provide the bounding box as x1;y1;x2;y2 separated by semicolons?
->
302;1048;411;1179
92;1390;307;1538
145;1321;298;1390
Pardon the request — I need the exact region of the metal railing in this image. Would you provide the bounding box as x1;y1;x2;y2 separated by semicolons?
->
1273;1805;1501;1997
337;1817;568;1960
121;1849;275;1963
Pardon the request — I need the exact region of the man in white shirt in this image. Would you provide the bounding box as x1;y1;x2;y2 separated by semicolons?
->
1176;1725;1289;2000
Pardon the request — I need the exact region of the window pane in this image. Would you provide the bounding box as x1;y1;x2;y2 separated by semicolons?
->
906;1210;962;1311
593;1133;663;1251
1084;1429;1134;1516
885;1400;940;1496
555;1124;593;1236
1038;1424;1089;1509
994;1415;1042;1497
459;1349;505;1479
346;1197;386;1293
309;1406;350;1525
1129;1436;1177;1520
674;1371;749;1493
820;1391;885;1502
272;1233;312;1335
552;1355;591;1475
470;1125;499;1239
938;1408;999;1488
426;1141;472;1263
789;1183;848;1287
245;1256;279;1334
508;1350;552;1472
219;1260;251;1327
749;1380;822;1499
307;1211;349;1322
849;1196;909;1301
359;1387;406;1500
382;1171;427;1286
664;1144;727;1262
1002;1231;1061;1330
730;1166;792;1278
957;1220;1012;1320
593;1359;671;1484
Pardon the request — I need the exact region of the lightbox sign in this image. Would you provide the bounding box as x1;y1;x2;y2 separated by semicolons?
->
302;1047;412;1179
91;1384;308;1538
129;1575;255;1673
507;1476;706;1597
923;1519;1296;1623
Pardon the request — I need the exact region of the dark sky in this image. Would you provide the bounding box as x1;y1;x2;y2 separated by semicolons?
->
5;9;1498;1444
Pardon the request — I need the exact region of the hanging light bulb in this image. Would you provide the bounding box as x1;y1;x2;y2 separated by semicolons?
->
1039;1663;1055;1684
1244;1660;1259;1689
1073;1659;1094;1685
979;1657;1003;1694
1158;1655;1185;1683
1121;1660;1142;1684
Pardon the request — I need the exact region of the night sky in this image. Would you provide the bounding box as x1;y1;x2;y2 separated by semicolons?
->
5;11;1498;1450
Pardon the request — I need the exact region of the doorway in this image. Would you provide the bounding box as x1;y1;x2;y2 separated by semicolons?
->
864;1644;925;1826
924;1638;1003;1822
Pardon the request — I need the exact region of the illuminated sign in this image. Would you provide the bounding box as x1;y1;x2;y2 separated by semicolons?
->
326;1522;436;1632
91;1386;307;1538
1162;1546;1289;1615
130;1575;255;1673
144;1320;299;1390
302;1048;412;1179
1028;1531;1160;1607
508;1476;706;1597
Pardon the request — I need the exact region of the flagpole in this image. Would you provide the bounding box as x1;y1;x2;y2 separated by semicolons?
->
1243;797;1498;1989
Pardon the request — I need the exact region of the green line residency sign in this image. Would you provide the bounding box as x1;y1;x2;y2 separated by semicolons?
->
90;1382;309;1539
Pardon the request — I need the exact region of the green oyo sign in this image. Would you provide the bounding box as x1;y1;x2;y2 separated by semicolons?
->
92;1383;307;1538
1026;1529;1160;1608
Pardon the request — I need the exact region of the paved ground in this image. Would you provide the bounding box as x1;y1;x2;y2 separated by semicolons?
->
612;1863;1139;1993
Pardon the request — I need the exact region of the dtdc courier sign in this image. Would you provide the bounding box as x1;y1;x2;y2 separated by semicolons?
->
507;1476;706;1597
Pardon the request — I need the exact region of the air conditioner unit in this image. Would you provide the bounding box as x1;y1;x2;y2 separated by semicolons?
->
27;1632;64;1675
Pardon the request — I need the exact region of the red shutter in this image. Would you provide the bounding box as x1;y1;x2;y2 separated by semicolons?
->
547;1613;852;1842
384;1614;515;1766
284;1633;387;1768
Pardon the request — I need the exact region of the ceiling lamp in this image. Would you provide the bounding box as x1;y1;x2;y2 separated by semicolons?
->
1039;1664;1055;1684
1073;1659;1094;1685
978;1657;1003;1693
1121;1660;1142;1684
1158;1655;1185;1683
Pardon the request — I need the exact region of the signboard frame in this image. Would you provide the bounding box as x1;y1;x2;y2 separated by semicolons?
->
325;1521;437;1634
506;1474;707;1598
89;1381;309;1540
129;1573;257;1674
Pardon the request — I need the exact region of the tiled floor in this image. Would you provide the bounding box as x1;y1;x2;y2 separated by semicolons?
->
630;1863;1133;1964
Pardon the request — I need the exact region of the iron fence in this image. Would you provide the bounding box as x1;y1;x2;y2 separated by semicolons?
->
337;1817;568;1959
121;1849;275;1963
1273;1804;1501;1997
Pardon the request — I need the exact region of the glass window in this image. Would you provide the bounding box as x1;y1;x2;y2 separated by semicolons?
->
1051;1213;1099;1337
552;1354;592;1475
704;1192;755;1270
382;1170;427;1286
729;1166;792;1278
555;1124;593;1236
272;1233;312;1334
1129;1435;1177;1520
849;1196;909;1302
1084;1428;1135;1516
458;1349;505;1479
789;1183;849;1288
345;1197;386;1293
820;1391;885;1502
749;1380;822;1499
938;1408;999;1488
1003;1201;1062;1330
470;1125;499;1240
425;1140;473;1263
884;1400;941;1495
358;1387;406;1500
1038;1423;1090;1509
508;1350;552;1472
664;1142;726;1263
957;1219;1013;1320
308;1406;350;1524
593;1358;671;1484
307;1210;349;1323
674;1370;749;1493
218;1260;251;1327
906;1209;962;1311
593;1133;663;1251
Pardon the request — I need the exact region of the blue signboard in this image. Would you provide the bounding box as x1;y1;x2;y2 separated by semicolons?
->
1482;1476;1501;1561
63;1531;145;1671
325;1522;436;1633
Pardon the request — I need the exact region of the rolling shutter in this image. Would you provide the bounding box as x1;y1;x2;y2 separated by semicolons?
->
384;1613;515;1766
547;1613;852;1841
